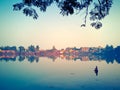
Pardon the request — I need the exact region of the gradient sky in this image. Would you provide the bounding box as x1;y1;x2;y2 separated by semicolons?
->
0;0;120;49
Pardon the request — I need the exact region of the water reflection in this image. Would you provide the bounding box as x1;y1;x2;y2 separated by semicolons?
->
0;45;120;64
0;57;120;90
0;56;120;90
0;46;120;90
0;54;120;64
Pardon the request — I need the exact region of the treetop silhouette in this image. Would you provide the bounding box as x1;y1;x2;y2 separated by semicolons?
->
13;0;113;29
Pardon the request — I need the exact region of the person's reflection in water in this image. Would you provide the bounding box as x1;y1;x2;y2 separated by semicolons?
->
94;66;98;76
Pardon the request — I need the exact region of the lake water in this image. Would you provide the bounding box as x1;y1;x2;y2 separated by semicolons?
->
0;57;120;90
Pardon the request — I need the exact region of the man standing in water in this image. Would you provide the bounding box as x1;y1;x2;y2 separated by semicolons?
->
94;66;98;76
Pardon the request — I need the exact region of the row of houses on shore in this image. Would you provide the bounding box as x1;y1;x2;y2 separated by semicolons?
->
0;46;103;57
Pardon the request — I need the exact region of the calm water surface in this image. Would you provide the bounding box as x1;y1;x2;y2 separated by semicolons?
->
0;58;120;90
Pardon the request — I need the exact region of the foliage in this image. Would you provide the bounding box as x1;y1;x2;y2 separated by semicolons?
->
13;0;113;29
28;45;36;52
0;45;120;63
0;46;17;51
19;46;25;53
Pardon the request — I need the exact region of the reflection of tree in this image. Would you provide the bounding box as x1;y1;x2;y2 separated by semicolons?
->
0;56;16;62
48;56;57;62
26;55;39;63
27;56;35;63
0;45;120;64
18;55;25;62
115;46;120;64
0;53;120;64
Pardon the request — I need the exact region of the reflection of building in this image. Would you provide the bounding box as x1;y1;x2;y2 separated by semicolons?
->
0;50;16;54
60;55;65;59
81;56;89;61
1;46;119;64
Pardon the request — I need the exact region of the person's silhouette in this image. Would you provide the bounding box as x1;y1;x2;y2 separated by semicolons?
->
94;66;98;76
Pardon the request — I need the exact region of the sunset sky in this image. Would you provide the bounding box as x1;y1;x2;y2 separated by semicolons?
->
0;0;120;49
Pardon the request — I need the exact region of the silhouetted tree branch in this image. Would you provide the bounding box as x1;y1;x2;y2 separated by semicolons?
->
13;0;113;29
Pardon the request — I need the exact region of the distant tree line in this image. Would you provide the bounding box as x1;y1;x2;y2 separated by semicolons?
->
0;45;120;56
92;45;120;63
0;45;39;53
0;45;120;64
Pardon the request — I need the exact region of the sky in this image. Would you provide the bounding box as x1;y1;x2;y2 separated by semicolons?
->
0;0;120;49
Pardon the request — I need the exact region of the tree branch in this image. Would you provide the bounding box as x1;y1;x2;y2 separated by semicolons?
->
84;6;88;26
